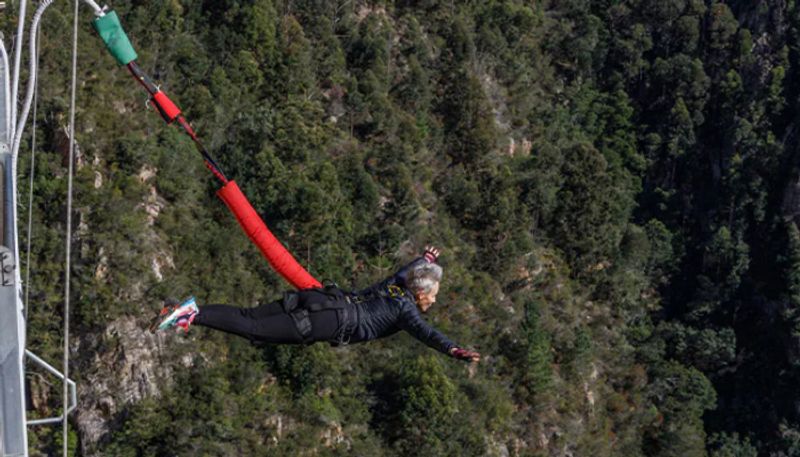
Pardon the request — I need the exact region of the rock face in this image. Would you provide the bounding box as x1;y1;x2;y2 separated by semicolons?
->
73;317;185;456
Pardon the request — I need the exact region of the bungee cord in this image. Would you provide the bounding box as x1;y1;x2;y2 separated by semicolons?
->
89;10;320;288
125;61;229;184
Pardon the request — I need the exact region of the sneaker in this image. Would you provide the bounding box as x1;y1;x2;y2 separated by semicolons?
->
149;297;180;333
153;296;199;333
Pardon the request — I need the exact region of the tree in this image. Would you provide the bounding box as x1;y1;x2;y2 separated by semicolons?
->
644;361;716;457
549;142;619;274
441;69;497;168
708;433;758;457
520;300;553;398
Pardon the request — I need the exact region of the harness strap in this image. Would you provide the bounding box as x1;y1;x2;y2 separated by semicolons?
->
290;309;313;343
282;288;352;344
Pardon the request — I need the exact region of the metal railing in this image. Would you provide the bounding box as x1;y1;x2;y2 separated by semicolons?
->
24;351;76;427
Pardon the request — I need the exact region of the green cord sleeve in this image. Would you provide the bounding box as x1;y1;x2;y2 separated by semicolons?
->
92;10;138;66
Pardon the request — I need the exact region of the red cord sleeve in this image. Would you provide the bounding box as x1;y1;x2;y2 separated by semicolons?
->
217;181;321;290
152;91;181;123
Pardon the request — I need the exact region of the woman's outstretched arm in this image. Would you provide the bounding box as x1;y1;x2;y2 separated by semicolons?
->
396;302;456;355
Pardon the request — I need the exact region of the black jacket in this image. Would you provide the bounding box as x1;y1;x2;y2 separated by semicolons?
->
344;257;457;355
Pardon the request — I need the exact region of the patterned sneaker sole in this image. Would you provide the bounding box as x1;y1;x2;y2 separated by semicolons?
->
158;298;198;332
149;305;175;333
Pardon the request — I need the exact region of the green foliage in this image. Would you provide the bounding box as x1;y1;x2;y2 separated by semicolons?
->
708;433;757;457
549;142;620;273
645;362;716;457
657;321;736;372
265;343;341;396
441;69;497;167
105;349;277;457
785;222;800;309
777;422;800;457
520;300;553;397
378;355;487;456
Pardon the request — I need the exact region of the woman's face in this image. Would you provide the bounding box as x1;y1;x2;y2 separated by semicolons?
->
415;282;440;312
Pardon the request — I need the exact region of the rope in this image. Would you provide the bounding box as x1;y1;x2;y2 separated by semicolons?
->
63;0;80;453
12;0;53;162
10;0;28;136
23;24;40;327
0;41;11;141
81;0;104;15
9;0;52;308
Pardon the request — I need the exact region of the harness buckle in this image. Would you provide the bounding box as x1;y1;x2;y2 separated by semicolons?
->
386;284;404;298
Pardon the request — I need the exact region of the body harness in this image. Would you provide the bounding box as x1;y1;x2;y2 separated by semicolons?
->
281;284;411;345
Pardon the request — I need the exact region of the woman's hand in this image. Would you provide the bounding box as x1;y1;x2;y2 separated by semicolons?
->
424;245;441;263
450;347;481;363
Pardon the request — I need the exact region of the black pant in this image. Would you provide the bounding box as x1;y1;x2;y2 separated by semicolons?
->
194;300;340;344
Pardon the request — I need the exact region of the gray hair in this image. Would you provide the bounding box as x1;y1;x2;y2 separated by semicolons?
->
407;263;443;294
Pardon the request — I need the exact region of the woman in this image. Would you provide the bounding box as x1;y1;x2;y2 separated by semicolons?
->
153;246;481;362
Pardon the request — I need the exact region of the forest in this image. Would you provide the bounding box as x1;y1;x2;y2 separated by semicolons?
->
7;0;800;456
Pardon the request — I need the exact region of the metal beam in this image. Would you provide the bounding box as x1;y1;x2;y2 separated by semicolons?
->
0;164;27;457
0;25;27;456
